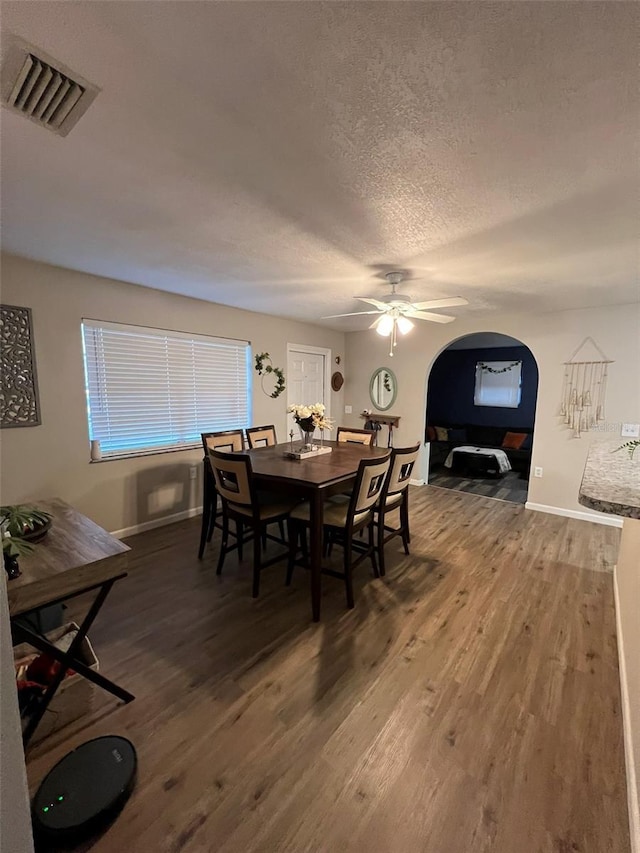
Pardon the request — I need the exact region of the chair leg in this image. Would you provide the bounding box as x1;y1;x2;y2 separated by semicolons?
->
344;537;354;609
252;524;262;598
323;528;333;557
286;521;298;586
198;499;211;559
278;519;285;543
216;510;229;575
376;511;386;577
304;527;311;565
400;497;410;554
368;521;379;578
207;489;218;543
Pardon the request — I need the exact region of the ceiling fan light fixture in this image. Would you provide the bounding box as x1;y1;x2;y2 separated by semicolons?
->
375;314;394;337
396;316;414;335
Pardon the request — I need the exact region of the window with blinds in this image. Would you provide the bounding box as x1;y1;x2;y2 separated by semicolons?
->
81;319;251;458
474;361;522;408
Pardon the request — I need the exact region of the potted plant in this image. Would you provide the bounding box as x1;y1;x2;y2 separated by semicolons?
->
614;440;640;461
1;505;52;579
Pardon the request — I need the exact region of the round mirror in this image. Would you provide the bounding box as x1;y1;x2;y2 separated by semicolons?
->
370;367;397;411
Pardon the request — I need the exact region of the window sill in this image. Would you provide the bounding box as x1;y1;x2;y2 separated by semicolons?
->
89;444;201;463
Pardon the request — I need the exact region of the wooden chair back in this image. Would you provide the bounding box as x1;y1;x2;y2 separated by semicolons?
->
209;449;254;510
349;453;391;526
201;430;244;455
336;427;375;446
384;443;420;499
246;425;277;449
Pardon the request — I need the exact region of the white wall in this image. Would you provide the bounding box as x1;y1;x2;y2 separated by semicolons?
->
0;253;345;532
344;302;640;517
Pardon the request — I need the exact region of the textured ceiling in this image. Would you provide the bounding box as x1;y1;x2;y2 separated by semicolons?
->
1;2;638;329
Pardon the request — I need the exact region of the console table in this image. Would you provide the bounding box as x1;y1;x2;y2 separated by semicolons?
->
361;413;400;447
8;498;134;746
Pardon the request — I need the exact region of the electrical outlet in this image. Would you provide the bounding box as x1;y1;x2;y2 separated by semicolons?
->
621;423;640;438
189;466;198;480
344;405;353;414
534;467;543;478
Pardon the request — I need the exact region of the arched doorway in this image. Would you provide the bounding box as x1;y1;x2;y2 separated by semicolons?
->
424;332;539;503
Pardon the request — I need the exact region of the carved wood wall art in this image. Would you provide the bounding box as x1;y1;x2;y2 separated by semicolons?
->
1;305;41;428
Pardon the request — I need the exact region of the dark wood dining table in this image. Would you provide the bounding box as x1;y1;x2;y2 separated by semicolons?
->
246;439;389;621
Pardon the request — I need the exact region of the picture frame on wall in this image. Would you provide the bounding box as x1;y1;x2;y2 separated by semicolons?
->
1;304;41;428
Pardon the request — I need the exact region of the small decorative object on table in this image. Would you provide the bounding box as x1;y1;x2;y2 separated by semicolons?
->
1;504;52;579
285;403;334;459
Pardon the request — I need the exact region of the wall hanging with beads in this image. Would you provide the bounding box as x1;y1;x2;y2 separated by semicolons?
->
560;337;613;438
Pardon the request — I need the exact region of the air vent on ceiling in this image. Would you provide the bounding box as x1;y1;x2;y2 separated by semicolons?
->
1;36;99;137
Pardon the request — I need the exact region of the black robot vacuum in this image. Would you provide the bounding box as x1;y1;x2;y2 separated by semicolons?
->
32;736;136;845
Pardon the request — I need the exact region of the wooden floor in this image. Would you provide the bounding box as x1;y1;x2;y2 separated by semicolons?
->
25;487;630;853
429;468;529;503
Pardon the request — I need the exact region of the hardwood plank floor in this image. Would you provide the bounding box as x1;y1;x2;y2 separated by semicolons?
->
428;468;529;503
24;487;629;853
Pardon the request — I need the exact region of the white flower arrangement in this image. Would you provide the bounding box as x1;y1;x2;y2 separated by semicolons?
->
287;403;334;434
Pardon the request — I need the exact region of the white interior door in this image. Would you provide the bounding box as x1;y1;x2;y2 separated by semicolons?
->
287;345;330;439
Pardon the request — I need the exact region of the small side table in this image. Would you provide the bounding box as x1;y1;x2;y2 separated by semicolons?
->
8;498;134;747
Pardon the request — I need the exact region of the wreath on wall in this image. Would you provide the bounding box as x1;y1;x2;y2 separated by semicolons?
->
255;352;286;399
477;360;521;374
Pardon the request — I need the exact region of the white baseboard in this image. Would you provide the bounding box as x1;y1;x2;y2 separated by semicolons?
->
614;566;640;853
111;505;203;539
525;501;624;528
410;478;425;486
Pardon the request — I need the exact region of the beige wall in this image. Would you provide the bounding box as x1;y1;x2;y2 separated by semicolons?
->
0;253;345;532
344;302;640;518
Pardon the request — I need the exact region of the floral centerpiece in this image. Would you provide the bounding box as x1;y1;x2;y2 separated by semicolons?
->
287;403;334;449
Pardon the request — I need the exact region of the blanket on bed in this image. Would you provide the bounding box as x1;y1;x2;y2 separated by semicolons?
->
444;445;512;474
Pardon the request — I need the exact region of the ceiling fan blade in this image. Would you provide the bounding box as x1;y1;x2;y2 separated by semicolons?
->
321;310;382;319
408;310;456;323
355;297;388;310
410;297;469;310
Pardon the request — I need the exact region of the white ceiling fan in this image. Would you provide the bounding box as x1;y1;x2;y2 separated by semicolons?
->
322;271;469;356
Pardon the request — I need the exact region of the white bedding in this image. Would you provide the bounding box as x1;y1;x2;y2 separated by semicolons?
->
444;445;512;474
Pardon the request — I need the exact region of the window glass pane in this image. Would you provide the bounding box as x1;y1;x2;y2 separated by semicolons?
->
81;320;251;457
474;361;522;408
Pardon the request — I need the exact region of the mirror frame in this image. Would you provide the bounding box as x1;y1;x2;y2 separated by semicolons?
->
369;367;397;412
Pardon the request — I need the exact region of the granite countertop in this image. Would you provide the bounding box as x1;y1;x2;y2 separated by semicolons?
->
579;439;640;519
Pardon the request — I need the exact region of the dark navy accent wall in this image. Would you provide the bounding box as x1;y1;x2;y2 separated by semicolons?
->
427;346;538;428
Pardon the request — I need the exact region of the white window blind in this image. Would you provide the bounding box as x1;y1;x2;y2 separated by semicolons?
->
474;361;522;408
81;319;251;458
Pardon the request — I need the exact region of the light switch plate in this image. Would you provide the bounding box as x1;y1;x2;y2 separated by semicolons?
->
344;405;353;414
621;423;640;438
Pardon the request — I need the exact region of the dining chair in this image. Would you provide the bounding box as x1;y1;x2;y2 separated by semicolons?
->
286;452;391;608
336;426;375;446
198;430;245;559
374;443;420;577
209;449;297;597
246;424;277;449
